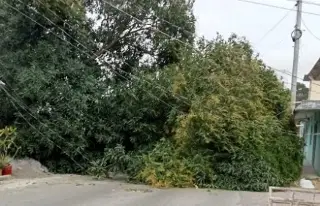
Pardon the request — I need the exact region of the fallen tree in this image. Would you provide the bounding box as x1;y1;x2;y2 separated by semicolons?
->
0;0;303;191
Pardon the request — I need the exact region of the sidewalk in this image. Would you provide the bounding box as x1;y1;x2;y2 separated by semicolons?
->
303;164;318;179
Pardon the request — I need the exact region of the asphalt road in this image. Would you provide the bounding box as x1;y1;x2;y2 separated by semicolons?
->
0;175;268;206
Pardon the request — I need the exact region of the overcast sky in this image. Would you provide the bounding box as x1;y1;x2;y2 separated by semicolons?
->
194;0;320;87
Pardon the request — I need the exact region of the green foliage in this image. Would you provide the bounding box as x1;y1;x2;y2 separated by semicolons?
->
0;154;10;168
0;126;20;168
87;145;131;179
131;139;215;188
134;139;194;188
0;126;20;159
0;0;103;172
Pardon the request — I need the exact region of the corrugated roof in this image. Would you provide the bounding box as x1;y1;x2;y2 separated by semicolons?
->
295;100;320;111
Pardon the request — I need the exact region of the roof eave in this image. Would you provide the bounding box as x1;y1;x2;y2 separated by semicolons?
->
306;58;320;81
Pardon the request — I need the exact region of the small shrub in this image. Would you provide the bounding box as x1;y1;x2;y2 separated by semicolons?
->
134;139;194;188
214;151;282;191
87;144;131;179
131;139;216;188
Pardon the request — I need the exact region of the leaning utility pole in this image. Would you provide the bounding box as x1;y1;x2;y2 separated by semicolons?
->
291;0;303;112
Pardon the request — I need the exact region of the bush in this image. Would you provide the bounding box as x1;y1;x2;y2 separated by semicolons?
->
87;144;131;179
132;139;216;188
134;139;194;188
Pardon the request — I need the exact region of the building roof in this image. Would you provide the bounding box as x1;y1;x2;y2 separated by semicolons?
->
304;58;320;81
294;100;320;121
295;100;320;111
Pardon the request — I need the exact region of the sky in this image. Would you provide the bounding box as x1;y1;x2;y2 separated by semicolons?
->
193;0;320;87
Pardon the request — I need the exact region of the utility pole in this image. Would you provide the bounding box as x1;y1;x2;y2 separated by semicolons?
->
291;0;303;112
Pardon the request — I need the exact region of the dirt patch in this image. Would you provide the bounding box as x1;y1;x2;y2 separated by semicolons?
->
11;158;51;179
312;179;320;190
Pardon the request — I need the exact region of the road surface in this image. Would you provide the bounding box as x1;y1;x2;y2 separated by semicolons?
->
0;175;268;206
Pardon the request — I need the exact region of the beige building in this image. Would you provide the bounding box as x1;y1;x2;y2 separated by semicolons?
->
304;58;320;100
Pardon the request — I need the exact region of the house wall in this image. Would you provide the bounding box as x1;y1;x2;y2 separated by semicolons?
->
309;80;320;100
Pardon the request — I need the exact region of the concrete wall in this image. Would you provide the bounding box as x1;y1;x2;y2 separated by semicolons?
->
309;80;320;100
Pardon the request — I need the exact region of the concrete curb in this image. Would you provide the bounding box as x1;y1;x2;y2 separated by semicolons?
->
0;175;12;181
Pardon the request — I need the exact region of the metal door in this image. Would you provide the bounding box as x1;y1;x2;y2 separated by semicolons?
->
312;122;318;166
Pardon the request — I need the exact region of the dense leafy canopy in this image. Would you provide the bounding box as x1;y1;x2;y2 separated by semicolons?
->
0;0;302;191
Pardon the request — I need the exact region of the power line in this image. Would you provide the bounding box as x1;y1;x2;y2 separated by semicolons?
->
40;0;302;103
238;0;320;17
0;85;87;169
3;2;93;59
270;68;319;99
7;0;311;96
272;67;303;81
302;0;320;7
2;1;191;153
30;1;311;98
1;2;197;160
8;0;316;98
2;1;309;129
0;4;93;165
288;0;320;7
0;58;172;153
255;6;294;45
34;0;191;107
10;0;189;109
43;0;318;125
6;0;311;95
302;18;320;41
